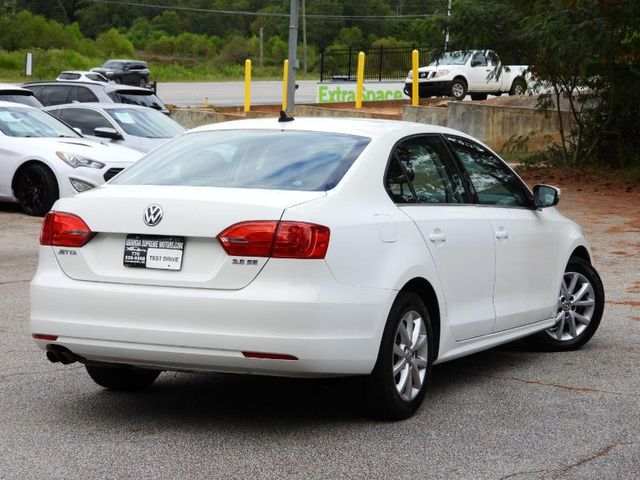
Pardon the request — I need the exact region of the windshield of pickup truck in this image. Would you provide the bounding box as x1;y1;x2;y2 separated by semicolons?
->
430;51;471;66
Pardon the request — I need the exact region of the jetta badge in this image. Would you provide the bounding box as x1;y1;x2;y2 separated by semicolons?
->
143;204;163;227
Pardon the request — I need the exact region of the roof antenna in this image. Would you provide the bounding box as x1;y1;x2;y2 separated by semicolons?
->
278;110;294;122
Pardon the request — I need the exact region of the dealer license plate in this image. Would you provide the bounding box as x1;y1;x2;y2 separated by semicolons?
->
123;235;185;271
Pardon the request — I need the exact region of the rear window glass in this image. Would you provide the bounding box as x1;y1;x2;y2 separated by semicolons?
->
58;72;80;80
112;130;370;191
108;90;165;110
0;93;42;108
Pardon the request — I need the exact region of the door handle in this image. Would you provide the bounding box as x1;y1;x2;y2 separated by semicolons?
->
429;229;447;243
495;227;509;240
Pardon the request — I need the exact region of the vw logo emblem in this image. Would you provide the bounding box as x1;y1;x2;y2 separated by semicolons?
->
143;204;163;227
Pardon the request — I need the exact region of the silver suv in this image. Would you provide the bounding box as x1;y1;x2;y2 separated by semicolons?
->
23;81;168;114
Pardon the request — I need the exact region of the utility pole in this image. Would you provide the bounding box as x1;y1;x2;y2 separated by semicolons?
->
286;0;299;114
302;0;307;75
259;26;264;68
444;0;452;51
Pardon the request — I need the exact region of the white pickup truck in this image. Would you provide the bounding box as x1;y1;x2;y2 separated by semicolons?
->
404;50;529;101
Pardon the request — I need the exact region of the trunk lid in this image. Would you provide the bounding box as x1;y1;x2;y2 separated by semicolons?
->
51;185;325;289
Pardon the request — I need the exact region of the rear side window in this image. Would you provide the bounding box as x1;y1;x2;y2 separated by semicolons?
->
112;130;370;191
108;91;165;111
446;135;531;207
41;85;70;105
386;135;467;204
59;108;112;135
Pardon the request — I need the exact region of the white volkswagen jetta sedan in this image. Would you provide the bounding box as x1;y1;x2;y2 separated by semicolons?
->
30;117;604;419
0;102;143;215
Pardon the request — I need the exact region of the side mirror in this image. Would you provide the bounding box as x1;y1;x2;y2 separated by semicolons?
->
72;127;82;136
93;127;123;140
471;60;481;67
533;184;560;208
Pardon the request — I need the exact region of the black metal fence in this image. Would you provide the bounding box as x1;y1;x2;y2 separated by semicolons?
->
320;45;433;82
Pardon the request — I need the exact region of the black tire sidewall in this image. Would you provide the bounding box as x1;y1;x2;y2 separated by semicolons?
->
16;164;59;216
451;78;467;100
368;292;434;420
510;78;526;95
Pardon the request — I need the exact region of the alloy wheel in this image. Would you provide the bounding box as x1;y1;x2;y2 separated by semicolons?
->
393;310;429;401
451;83;465;99
546;272;595;342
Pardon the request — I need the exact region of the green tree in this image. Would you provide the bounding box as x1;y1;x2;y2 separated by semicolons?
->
95;28;135;57
446;0;640;167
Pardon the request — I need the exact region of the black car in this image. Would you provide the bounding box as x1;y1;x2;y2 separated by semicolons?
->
91;59;150;86
23;81;169;115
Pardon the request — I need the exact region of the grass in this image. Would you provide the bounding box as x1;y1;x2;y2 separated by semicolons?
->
0;48;319;83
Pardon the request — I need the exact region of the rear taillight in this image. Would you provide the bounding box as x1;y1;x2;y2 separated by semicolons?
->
39;211;94;248
217;221;330;259
217;221;278;257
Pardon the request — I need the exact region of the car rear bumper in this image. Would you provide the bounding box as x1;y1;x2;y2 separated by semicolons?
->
31;248;394;377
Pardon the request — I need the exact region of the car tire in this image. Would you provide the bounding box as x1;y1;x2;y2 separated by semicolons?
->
470;93;488;101
366;291;434;420
13;163;59;216
86;365;161;390
450;77;467;100
525;257;604;351
509;77;527;95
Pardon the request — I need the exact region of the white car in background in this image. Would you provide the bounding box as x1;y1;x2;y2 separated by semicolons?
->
57;71;110;83
0;102;143;215
30;117;604;419
405;50;530;101
45;103;185;153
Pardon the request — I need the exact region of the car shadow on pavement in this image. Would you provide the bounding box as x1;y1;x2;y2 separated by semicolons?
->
65;341;543;425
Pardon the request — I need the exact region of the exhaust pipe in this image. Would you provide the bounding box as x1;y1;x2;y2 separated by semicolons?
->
45;345;82;365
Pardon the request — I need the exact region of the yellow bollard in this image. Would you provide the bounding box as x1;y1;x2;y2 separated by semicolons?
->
204;97;209;108
282;59;289;112
411;49;419;106
355;51;365;109
244;59;251;113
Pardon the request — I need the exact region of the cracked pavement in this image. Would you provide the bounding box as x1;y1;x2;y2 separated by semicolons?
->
1;180;639;479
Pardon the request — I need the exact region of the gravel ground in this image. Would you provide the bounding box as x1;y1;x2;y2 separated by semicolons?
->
0;180;638;480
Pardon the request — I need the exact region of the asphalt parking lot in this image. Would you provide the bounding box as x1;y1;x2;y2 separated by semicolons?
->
1;182;639;480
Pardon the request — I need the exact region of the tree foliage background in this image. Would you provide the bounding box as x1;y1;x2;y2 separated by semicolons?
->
445;0;640;167
1;0;639;167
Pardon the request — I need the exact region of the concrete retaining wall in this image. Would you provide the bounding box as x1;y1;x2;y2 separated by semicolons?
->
172;101;572;154
403;102;573;151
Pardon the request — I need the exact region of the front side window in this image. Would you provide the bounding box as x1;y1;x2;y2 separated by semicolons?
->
386;136;467;204
446;135;531;207
112;130;370;192
60;108;112;135
471;51;487;67
0;106;80;138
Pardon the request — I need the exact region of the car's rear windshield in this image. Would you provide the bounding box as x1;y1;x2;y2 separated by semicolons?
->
0;93;42;108
108;90;165;110
112;130;370;191
58;72;80;80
